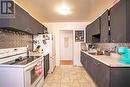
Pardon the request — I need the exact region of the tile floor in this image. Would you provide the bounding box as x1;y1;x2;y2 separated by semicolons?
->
43;65;96;87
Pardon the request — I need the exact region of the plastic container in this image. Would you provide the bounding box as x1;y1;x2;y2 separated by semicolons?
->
118;47;130;64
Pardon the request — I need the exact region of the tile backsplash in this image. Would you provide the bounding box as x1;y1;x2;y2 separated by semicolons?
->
0;29;33;50
81;43;130;52
95;43;130;52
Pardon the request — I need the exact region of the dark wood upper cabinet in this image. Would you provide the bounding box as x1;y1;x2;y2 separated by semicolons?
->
91;18;100;35
0;3;47;34
86;18;100;43
86;24;93;43
85;0;130;43
0;4;30;32
28;15;44;34
100;10;110;43
110;0;130;42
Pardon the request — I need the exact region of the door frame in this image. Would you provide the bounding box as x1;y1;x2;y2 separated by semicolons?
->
59;30;74;65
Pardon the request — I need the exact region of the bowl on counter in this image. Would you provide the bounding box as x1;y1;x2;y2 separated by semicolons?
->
88;52;97;55
96;51;104;55
87;50;97;55
87;50;104;55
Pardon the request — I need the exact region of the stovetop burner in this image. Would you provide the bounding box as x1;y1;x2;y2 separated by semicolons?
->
3;56;41;65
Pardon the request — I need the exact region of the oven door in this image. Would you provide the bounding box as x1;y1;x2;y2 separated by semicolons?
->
25;59;44;87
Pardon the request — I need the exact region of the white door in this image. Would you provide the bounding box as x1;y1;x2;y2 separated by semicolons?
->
60;30;73;65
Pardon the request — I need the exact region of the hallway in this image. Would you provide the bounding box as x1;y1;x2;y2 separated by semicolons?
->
43;65;96;87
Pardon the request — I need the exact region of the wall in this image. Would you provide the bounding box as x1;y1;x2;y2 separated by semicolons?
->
0;29;33;50
44;22;89;66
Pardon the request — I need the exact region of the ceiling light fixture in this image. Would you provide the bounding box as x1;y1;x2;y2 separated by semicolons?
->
56;3;72;15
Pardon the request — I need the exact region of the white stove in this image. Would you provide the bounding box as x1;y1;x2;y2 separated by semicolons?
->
0;47;44;87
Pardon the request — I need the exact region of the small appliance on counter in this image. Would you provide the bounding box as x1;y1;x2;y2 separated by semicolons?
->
104;50;111;56
118;47;130;64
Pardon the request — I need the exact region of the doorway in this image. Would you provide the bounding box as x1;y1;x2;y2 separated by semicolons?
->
60;30;73;65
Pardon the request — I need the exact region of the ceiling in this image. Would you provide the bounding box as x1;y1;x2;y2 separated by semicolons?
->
15;0;114;23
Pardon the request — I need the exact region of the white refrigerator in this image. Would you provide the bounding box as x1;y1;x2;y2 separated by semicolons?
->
33;34;56;73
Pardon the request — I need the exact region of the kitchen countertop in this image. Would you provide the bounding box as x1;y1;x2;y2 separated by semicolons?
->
81;50;130;67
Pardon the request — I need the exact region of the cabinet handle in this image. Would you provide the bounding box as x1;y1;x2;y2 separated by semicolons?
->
95;62;100;66
97;62;100;65
112;40;115;42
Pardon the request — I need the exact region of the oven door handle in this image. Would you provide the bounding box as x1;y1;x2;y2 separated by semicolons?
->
26;59;43;71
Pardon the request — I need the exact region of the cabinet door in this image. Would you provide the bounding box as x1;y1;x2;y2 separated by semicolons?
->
110;0;126;42
36;22;44;34
43;26;48;33
29;16;39;34
126;0;130;42
87;55;97;81
96;62;110;87
10;4;30;32
0;4;30;32
86;18;100;43
39;24;44;34
84;53;88;71
100;10;110;43
0;19;9;28
111;68;130;87
85;27;87;43
29;16;44;34
86;24;92;43
86;55;91;74
80;52;85;66
0;3;47;34
86;55;110;87
91;59;97;81
91;18;100;35
81;52;87;69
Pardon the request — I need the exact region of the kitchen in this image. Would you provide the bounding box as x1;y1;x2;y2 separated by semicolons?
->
0;0;130;87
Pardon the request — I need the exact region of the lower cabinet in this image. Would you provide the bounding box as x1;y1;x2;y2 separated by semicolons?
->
86;55;110;87
87;55;97;80
44;54;50;79
81;52;86;69
80;52;84;66
80;51;130;87
96;61;110;87
110;68;130;87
